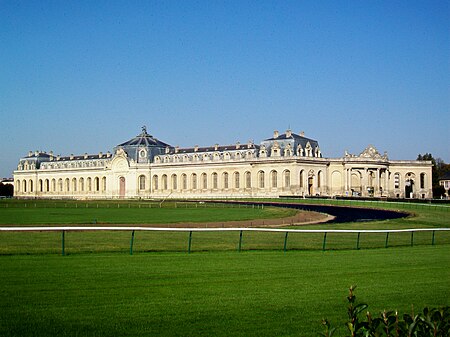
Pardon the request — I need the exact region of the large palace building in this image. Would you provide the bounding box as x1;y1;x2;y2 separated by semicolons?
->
13;127;433;199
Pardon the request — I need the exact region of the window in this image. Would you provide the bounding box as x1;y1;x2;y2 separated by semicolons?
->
420;173;425;189
182;174;187;190
271;171;277;188
23;180;27;193
234;172;240;189
51;179;56;192
87;178;92;192
317;171;322;188
258;171;265;188
72;178;77;192
29;180;33;192
94;177;100;191
212;172;218;189
172;174;177;190
79;178;84;192
192;173;197;189
16;180;20;193
152;175;158;190
58;179;63;192
139;175;146;190
39;179;43;192
245;171;251;188
202;173;207;189
394;173;400;189
102;177;107;191
223;172;229;189
300;170;304;188
65;178;70;192
284;170;290;188
162;175;168;190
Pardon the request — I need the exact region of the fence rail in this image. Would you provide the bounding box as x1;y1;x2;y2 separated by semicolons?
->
1;227;449;255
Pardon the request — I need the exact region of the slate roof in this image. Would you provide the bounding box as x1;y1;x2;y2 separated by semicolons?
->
116;128;172;148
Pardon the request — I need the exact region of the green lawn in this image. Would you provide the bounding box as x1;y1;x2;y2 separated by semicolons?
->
0;199;296;225
0;246;448;337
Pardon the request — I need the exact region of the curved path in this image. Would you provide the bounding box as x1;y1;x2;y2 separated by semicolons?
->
214;200;409;224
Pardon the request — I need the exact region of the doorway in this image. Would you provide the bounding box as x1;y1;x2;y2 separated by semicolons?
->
119;177;126;198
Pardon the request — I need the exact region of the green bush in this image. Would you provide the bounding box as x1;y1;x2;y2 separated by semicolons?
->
320;286;450;337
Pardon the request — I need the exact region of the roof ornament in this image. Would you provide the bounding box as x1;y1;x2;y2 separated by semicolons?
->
141;125;147;135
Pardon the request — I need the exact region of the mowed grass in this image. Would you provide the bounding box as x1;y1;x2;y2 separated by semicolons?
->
0;199;296;225
0;246;448;337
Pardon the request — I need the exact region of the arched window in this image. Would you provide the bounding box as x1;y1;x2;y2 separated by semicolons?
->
300;170;304;188
258;171;265;188
65;178;70;192
72;178;77;192
171;174;177;190
152;175;158;190
139;175;146;190
39;179;43;192
182;174;187;190
245;171;251;188
284;170;290;188
317;171;322;188
420;173;426;189
223;172;229;189
87;178;92;192
234;172;240;189
29;180;33;192
79;178;84;192
162;175;168;190
94;177;100;191
58;179;63;192
192;173;197;190
271;170;278;188
23;180;27;193
212;172;218;189
16;180;20;193
102;177;106;192
201;173;207;189
51;179;56;192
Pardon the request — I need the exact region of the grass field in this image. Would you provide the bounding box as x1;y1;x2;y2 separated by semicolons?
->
0;198;449;336
0;199;296;225
0;246;448;337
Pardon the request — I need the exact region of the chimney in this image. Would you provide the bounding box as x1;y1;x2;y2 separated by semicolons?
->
236;142;240;149
28;151;33;157
194;145;199;152
84;153;88;159
300;131;305;137
286;129;292;138
98;152;103;158
273;130;279;138
70;154;74;160
175;146;179;153
214;144;219;151
107;151;111;157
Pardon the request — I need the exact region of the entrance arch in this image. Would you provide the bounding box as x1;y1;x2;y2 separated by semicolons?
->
119;177;126;198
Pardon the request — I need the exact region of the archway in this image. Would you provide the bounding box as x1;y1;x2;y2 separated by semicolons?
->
405;179;414;198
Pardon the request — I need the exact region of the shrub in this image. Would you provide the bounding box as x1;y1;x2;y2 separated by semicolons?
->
320;286;450;337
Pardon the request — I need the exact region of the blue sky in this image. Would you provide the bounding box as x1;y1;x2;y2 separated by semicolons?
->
1;0;449;177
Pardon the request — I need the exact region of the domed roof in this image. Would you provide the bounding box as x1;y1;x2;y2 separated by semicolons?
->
114;126;173;163
116;126;172;148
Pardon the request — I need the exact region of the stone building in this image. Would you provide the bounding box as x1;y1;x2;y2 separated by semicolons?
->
13;127;433;199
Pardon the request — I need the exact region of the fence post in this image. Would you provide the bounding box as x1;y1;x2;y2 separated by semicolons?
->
410;231;414;247
61;230;65;256
322;232;327;251
385;232;389;248
356;232;361;250
188;231;193;254
283;232;289;252
130;230;135;255
238;230;243;252
432;231;435;245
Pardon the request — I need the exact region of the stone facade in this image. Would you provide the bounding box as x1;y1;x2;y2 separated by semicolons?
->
13;127;433;199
